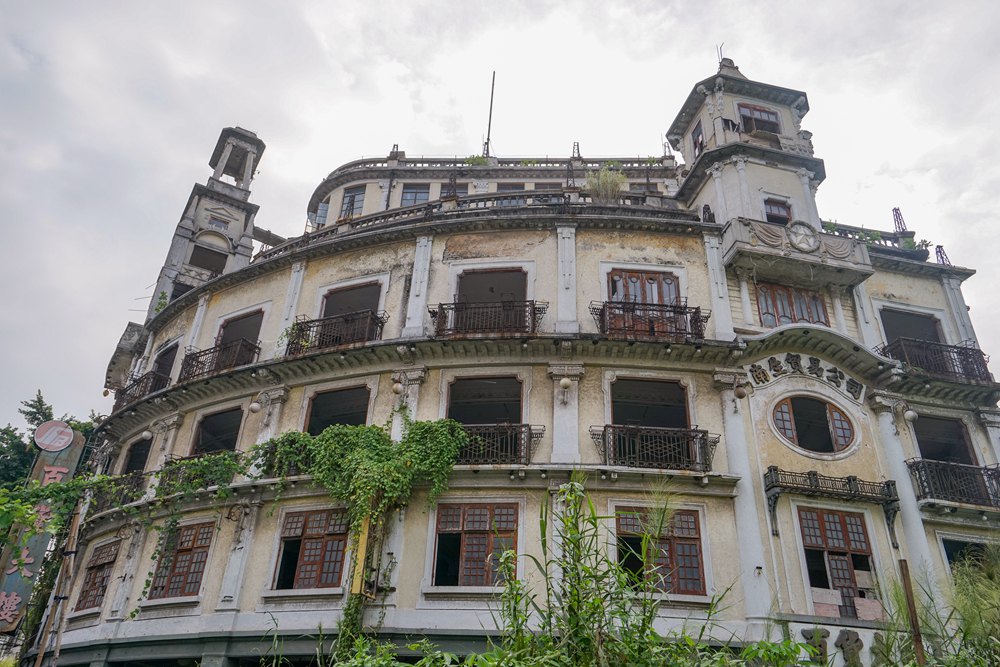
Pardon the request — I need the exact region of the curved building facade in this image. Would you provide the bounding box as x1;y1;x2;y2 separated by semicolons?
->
36;60;1000;666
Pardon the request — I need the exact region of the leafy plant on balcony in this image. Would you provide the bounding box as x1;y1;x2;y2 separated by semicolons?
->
153;290;169;314
153;450;243;501
276;321;311;353
586;165;627;204
464;155;488;166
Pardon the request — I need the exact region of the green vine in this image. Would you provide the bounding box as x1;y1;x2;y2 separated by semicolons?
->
153;291;169;314
464;155;488;166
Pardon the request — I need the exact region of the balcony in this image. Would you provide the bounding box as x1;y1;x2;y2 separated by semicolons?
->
155;453;241;497
589;425;718;473
721;218;873;290
456;424;545;465
876;338;993;384
90;471;148;514
907;459;1000;509
589;300;709;340
178;338;261;383
284;310;388;356
430;301;548;337
113;371;171;411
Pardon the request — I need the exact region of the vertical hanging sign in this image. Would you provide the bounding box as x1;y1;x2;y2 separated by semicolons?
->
0;421;85;635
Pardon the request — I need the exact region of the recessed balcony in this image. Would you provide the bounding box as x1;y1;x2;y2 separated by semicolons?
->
589;300;709;341
877;337;993;384
430;301;548;337
456;424;544;466
178;338;261;383
113;371;171;411
90;470;147;514
589;425;718;473
284;310;388;356
907;459;1000;509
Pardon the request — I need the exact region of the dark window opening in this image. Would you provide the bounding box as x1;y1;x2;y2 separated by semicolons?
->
401;183;430;207
913;416;976;465
615;507;705;595
617;535;645;588
692;121;705;157
773;397;853;453
880;309;942;344
433;504;517;587
193;407;243;456
218;310;263;346
153;344;178;378
804;548;830;589
448;377;522;424
457;270;527;303
123;440;151;474
339;185;366;218
274;509;349;590
611;379;688;428
170;282;194;301
307;387;370;435
189;245;228;274
943;539;987;568
764;199;792;225
322;283;381;319
739;104;781;134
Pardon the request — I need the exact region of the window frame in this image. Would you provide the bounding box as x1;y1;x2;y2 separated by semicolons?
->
339;185;367;219
191;406;245;457
601;370;696;430
763;198;792;225
272;508;351;591
299;376;379;436
772;396;855;454
614;507;706;596
305;385;373;436
147;521;216;601
431;502;519;588
738;103;781;134
692;120;705;158
401;183;430;207
756;283;829;328
75;540;120;611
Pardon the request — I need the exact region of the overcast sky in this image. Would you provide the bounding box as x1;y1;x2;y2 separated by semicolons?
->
2;1;999;431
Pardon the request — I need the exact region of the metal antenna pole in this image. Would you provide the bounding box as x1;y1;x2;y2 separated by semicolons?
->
483;71;496;157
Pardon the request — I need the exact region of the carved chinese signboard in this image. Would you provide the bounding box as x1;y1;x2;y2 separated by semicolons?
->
745;353;866;402
0;421;85;634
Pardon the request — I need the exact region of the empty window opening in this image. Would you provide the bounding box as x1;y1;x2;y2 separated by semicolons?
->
456;270;526;304
307;386;370;436
880;309;941;344
448;377;522;424
123;440;151;474
339;185;366;218
433;503;517;587
401;183;430;207
739;104;781;134
322;283;381;318
943;539;987;568
193;407;243;456
913;416;976;465
274;509;349;590
153;344;178;378
773;397;853;453
764;199;792;225
692;121;705;157
188;245;228;274
170;282;194;301
218;310;263;346
611;379;688;429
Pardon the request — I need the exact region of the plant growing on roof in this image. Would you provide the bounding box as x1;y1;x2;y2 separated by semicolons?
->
586;165;627;205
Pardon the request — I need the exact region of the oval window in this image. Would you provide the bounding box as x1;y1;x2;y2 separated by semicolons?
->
773;397;854;453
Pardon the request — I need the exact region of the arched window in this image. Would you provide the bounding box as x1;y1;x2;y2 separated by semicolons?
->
773;397;853;453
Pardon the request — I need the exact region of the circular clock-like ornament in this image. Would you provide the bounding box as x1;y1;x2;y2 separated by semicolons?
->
787;221;820;253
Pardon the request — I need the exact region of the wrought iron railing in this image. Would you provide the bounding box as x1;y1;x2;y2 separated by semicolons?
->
456;424;545;465
178;338;261;383
907;459;1000;508
589;301;709;340
284;310;388;356
90;471;148;514
589;425;718;472
876;337;993;384
430;301;548;337
155;453;240;496
113;371;171;411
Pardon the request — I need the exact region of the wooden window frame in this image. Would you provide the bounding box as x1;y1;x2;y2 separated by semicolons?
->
433;503;518;587
75;541;120;611
607;269;680;306
756;283;829;328
148;522;214;600
764;198;792;225
738;103;781;134
616;507;705;595
797;507;874;618
773;397;854;453
274;509;350;590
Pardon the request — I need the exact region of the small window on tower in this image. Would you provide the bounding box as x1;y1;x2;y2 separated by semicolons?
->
692;121;705;158
738;104;781;134
764;199;792;225
188;245;228;274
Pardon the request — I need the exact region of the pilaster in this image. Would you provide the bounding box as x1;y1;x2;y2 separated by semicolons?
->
734;268;755;326
106;521;146;620
708;163;729;223
185;293;211;351
390;367;427;441
831;287;848;335
795;168;821;230
941;275;977;342
851;282;882;349
703;234;735;340
275;260;307;358
402;235;434;337
548;364;585;464
732;155;752;218
976;410;1000;463
555;226;579;333
215;498;262;611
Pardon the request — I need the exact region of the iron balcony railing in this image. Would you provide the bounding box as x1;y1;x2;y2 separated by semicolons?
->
113;371;171;411
763;467;898;502
178;338;261;383
589;300;710;340
284;310;388;356
155;453;240;496
907;459;1000;509
876;337;993;384
90;470;148;514
430;301;548;337
457;424;545;466
589;425;718;472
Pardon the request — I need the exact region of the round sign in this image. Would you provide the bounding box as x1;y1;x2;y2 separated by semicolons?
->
34;420;75;452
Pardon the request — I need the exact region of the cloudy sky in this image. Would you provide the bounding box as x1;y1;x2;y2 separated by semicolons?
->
2;1;999;430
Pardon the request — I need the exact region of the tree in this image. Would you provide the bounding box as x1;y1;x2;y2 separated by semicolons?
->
0;425;34;488
18;389;54;429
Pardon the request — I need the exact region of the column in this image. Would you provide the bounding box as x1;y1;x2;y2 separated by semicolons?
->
215;498;262;611
212;143;234;180
733;155;752;219
869;393;937;596
378;179;392;210
831;287;848;335
276;260;307;358
734;268;755;326
852;283;882;349
555;226;579;334
240;148;256;188
106;521;147;620
703;234;735;340
795;168;821;230
713;372;772;630
185;293;211;350
708;163;729;222
402;236;433;337
941;275;977;342
548;364;585;464
390;367;427;441
976;410;1000;463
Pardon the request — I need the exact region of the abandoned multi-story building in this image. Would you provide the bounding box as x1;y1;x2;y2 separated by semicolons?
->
34;59;1000;666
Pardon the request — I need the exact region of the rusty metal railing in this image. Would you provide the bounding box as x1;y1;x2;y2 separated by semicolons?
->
178;338;261;383
456;424;545;465
113;371;171;411
430;301;548;337
589;425;718;472
589;301;709;340
284;310;388;356
876;337;993;384
907;459;1000;508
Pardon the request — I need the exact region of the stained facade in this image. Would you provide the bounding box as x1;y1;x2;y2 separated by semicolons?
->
33;60;1000;666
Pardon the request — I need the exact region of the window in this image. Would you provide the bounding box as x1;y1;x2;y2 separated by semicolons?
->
692;121;705;157
314;201;329;228
122;439;151;474
612;379;688;429
457;270;526;304
148;522;214;599
608;269;679;306
441;182;469;198
616;508;704;595
188;245;228;274
75;541;120;610
192;407;243;456
764;199;792;225
448;377;522;424
401;183;430;207
773;397;853;453
208;217;230;231
452;269;529;332
943;539;987;568
497;183;526;206
307;386;370;435
757;283;828;328
532;182;561;190
339;186;366;218
738;103;781;134
879;309;941;344
497;183;525;192
218;310;263;346
170;282;194;301
153;344;178;379
322;283;381;319
274;509;350;589
798;508;875;618
433;503;517;586
913;416;976;465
